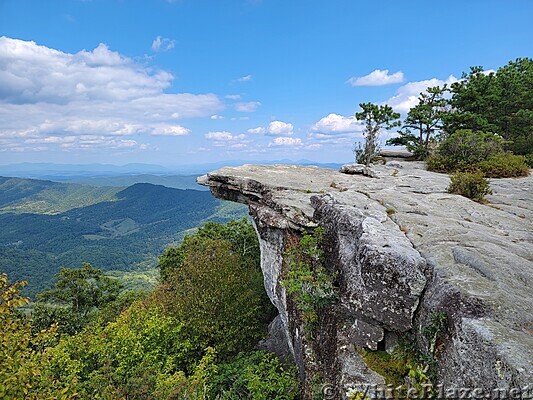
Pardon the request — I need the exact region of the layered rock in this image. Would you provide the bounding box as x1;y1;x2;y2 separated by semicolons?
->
198;162;533;397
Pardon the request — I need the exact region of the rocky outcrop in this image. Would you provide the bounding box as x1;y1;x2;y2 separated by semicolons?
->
198;162;533;397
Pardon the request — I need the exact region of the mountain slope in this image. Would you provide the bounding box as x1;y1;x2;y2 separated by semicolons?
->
0;176;121;214
66;174;209;191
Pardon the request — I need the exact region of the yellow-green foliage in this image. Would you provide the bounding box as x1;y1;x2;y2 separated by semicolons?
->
359;349;409;387
0;274;78;399
1;220;299;399
358;347;432;395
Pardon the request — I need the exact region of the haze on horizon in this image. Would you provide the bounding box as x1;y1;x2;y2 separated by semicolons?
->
1;0;532;166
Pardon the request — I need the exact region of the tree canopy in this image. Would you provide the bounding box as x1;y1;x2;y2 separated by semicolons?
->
33;262;122;335
444;58;532;156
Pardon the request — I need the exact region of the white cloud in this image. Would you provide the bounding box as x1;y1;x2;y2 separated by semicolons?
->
19;135;150;151
268;137;303;147
310;113;364;135
235;74;252;82
205;131;246;141
0;38;174;103
386;75;458;113
0;37;223;151
151;36;176;52
347;69;404;86
225;94;241;100
210;114;224;120
247;120;293;136
235;101;261;112
24;136;76;144
267;120;293;135
151;125;191;136
247;127;265;134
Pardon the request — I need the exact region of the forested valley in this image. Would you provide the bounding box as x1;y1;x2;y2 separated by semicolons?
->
0;177;246;298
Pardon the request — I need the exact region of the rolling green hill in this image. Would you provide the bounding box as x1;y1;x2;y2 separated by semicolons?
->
0;178;247;297
0;176;122;214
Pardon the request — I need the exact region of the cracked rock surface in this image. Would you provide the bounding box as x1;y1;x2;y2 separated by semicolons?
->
198;162;532;392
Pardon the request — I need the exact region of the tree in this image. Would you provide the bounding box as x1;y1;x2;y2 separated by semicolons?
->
33;262;122;335
387;86;448;159
355;103;401;166
443;58;532;156
162;238;269;361
158;220;274;360
158;218;260;282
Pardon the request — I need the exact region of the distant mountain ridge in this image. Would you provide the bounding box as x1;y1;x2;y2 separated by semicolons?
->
67;174;209;191
0;160;346;180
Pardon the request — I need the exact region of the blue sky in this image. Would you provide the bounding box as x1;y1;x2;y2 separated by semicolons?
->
0;0;531;166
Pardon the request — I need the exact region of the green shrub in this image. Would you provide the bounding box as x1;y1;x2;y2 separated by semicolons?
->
208;351;300;399
425;154;452;173
426;130;530;178
447;172;492;202
477;153;530;178
437;129;506;166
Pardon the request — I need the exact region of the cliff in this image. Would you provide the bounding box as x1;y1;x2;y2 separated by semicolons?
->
198;161;532;398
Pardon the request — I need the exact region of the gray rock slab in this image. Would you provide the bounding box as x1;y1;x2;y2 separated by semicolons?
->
198;162;533;388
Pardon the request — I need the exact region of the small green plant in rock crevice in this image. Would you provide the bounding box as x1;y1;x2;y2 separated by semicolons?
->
358;312;448;394
422;312;447;357
412;311;448;385
282;227;337;339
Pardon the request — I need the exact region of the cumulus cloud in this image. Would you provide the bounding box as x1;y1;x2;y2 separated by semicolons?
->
247;120;293;136
268;137;302;147
210;114;224;120
386;75;458;113
205;131;248;149
224;94;241;100
267;121;294;135
347;69;404;86
0;37;223;152
310;113;364;135
235;101;261;112
151;36;176;52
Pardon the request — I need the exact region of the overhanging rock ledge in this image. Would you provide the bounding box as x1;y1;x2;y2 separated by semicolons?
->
198;162;533;397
